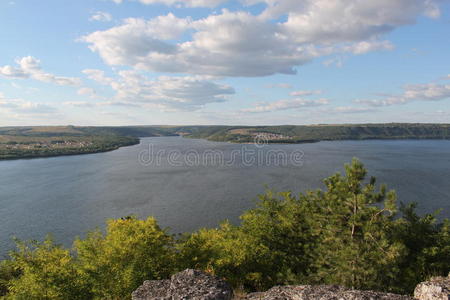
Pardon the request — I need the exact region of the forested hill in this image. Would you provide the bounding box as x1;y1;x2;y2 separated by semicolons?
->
0;125;176;138
180;123;450;143
3;124;450;140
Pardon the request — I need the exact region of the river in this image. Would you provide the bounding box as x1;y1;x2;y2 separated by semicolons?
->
1;137;449;257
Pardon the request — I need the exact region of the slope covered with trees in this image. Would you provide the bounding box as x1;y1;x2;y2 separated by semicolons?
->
0;160;448;299
185;124;450;143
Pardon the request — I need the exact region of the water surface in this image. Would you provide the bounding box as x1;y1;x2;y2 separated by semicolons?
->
1;137;449;257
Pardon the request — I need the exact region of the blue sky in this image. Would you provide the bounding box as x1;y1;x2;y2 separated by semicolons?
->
0;0;449;126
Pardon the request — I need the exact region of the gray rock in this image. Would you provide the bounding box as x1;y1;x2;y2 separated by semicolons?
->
133;269;450;300
245;285;412;300
132;269;233;300
414;275;450;300
132;280;170;300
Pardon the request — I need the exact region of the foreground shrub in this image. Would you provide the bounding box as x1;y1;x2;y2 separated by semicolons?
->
74;216;176;299
6;238;90;300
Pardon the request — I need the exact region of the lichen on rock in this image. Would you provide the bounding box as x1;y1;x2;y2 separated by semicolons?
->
245;285;412;300
132;270;450;300
131;269;233;300
414;275;450;300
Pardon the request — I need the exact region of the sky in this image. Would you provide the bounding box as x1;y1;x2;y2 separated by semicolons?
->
0;0;449;126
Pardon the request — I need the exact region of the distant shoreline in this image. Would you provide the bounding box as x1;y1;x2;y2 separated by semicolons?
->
1;124;449;160
0;141;140;161
5;137;450;161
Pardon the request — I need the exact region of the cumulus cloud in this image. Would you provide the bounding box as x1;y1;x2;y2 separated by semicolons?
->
278;0;440;44
82;1;440;77
82;69;114;85
356;81;450;107
83;69;235;110
90;11;113;22
0;65;28;78
0;94;56;115
242;98;329;113
81;11;314;76
82;11;311;77
0;56;81;86
111;0;227;7
290;90;322;97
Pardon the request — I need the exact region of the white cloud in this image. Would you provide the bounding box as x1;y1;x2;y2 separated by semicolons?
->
142;13;192;39
63;100;141;108
0;93;56;115
111;0;442;22
329;106;379;114
290;90;322;97
0;56;81;86
110;0;227;7
82;69;114;85
63;101;96;108
82;0;441;77
98;101;143;108
265;83;293;89
0;65;28;78
83;69;235;111
81;11;327;77
279;0;439;44
242;98;329;113
90;11;113;22
356;81;450;106
323;56;345;68
77;87;96;98
344;40;394;55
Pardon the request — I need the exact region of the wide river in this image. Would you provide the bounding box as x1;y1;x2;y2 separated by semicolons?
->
1;137;449;257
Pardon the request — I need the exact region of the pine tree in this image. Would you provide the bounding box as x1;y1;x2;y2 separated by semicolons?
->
308;158;404;291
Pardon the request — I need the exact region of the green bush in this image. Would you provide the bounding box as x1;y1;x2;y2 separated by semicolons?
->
74;217;176;299
6;238;90;300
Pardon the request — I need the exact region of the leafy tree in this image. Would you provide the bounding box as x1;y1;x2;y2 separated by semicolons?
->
179;190;318;291
177;159;448;293
238;190;318;287
178;221;275;290
0;259;20;297
74;216;176;299
6;237;90;300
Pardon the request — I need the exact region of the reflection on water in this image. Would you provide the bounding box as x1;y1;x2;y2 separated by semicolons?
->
1;137;449;257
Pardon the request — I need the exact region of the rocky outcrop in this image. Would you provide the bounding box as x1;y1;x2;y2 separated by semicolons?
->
132;269;233;300
132;271;450;300
245;285;412;300
414;275;450;300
